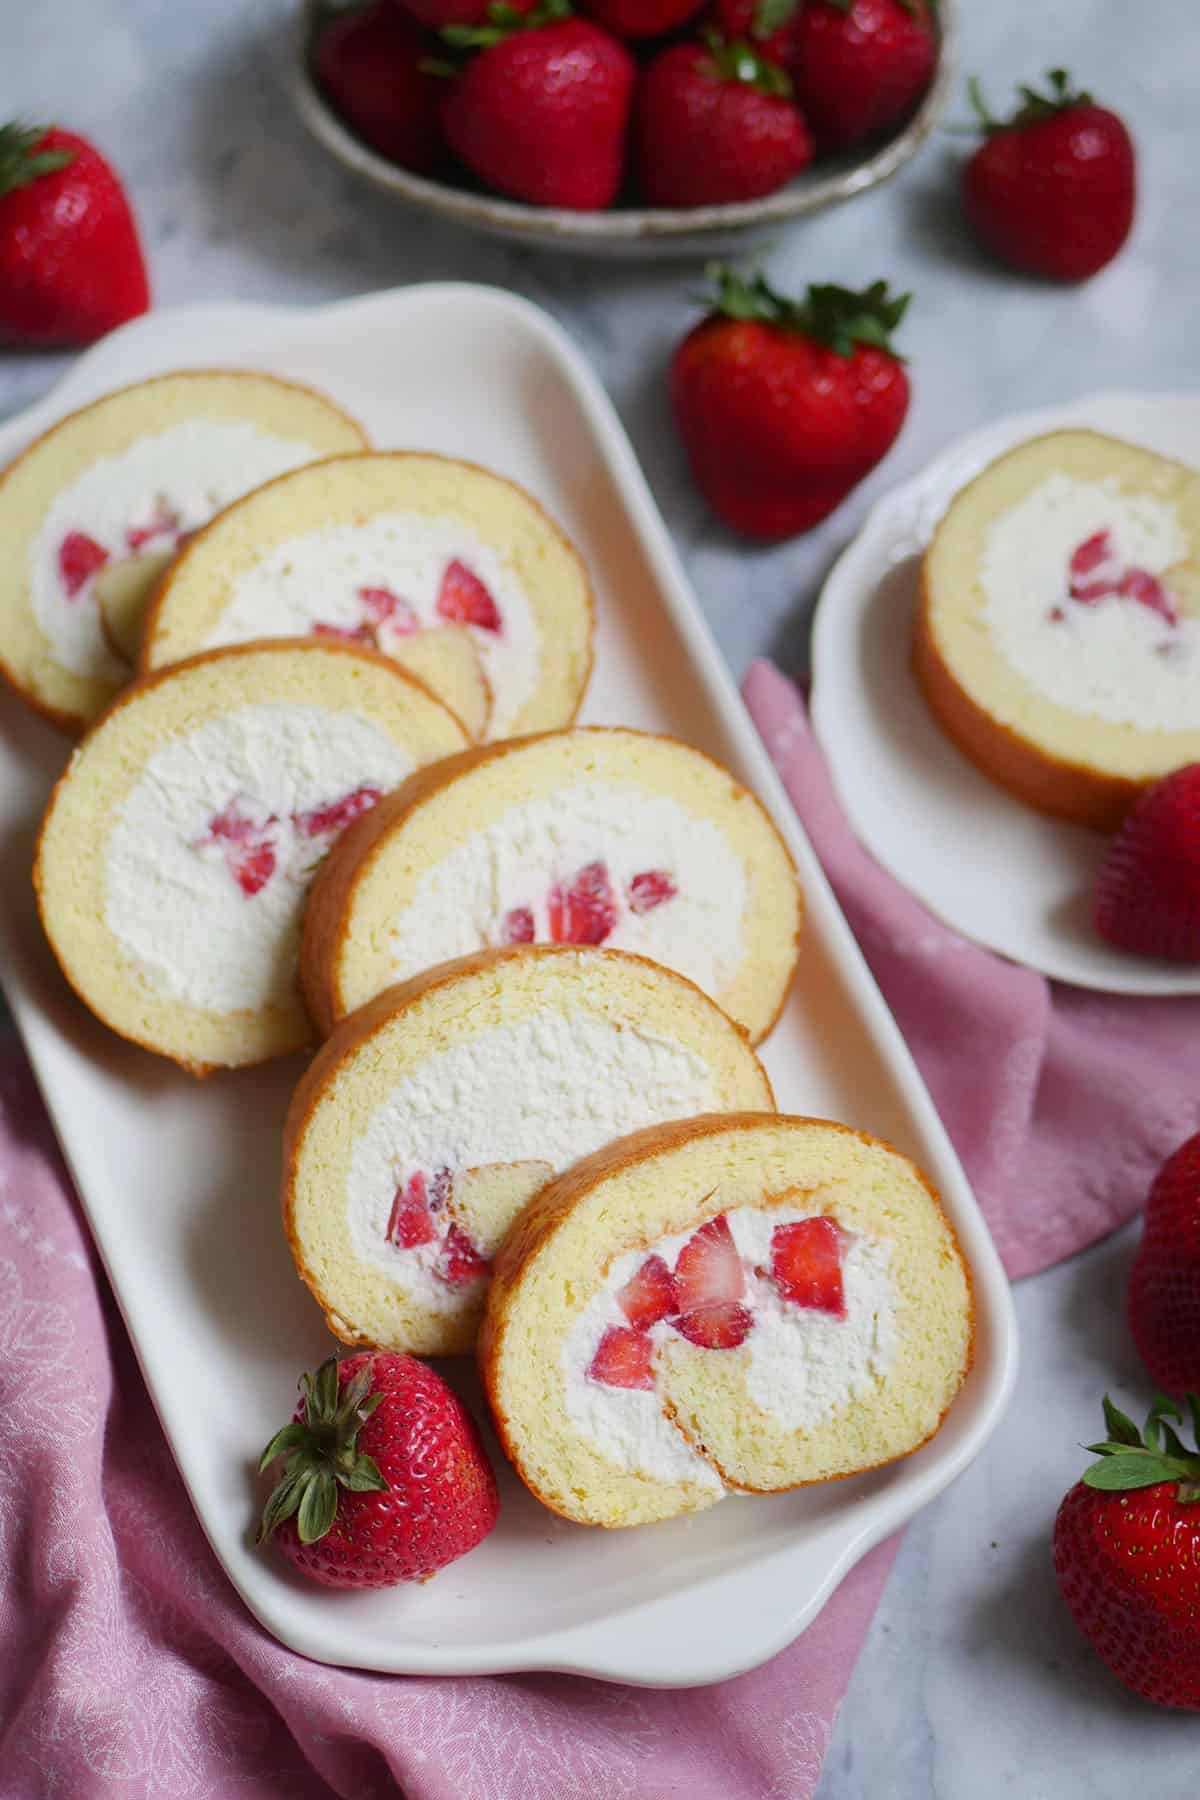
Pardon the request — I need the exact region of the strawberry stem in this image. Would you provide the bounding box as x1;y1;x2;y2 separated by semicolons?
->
442;0;570;49
0;121;73;198
752;0;800;33
968;68;1094;136
1080;1393;1200;1505
701;30;793;96
704;263;910;358
257;1355;389;1547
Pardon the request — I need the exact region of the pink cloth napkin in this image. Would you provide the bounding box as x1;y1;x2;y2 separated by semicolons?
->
1;660;1196;1800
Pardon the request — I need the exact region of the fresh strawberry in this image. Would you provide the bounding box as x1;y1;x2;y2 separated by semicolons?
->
618;1254;679;1329
0;122;149;347
313;2;444;174
439;1221;490;1285
387;1172;436;1247
579;0;704;39
707;0;801;67
771;1217;847;1315
294;784;384;840
58;531;109;598
198;803;279;897
1092;765;1200;962
1128;1134;1200;1397
674;1214;744;1311
627;870;677;915
439;3;636;211
636;36;812;208
547;860;618;945
436;559;502;631
790;0;936;149
258;1353;498;1588
671;265;911;540
588;1324;656;1389
674;1300;754;1349
501;905;536;943
234;842;277;899
360;584;420;634
962;69;1136;282
1053;1393;1200;1709
398;0;538;25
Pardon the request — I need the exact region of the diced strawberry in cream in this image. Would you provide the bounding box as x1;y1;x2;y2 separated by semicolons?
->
1118;567;1177;625
672;1300;753;1350
618;1253;679;1329
588;1325;656;1390
1069;529;1113;580
387;1172;436;1249
233;842;276;898
293;784;383;839
439;1223;490;1286
674;1214;743;1312
58;531;109;597
359;585;419;635
627;870;678;915
547;861;618;946
312;620;376;646
436;559;502;632
771;1217;847;1317
501;906;536;945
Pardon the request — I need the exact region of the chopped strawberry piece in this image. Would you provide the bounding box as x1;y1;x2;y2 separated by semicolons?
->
627;870;678;915
771;1217;847;1317
294;785;383;839
359;585;420;635
617;1253;679;1329
1069;578;1117;604
501;906;536;945
673;1301;753;1350
1069;529;1113;580
1118;567;1177;625
588;1325;655;1390
439;1223;490;1286
233;841;277;898
312;620;376;645
387;1171;435;1248
436;559;502;632
547;861;618;946
673;1214;744;1313
58;530;109;597
206;801;261;846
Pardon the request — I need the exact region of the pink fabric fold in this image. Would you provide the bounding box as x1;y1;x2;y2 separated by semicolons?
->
2;660;1196;1799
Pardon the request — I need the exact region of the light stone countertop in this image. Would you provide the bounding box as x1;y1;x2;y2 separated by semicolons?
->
4;4;1197;1793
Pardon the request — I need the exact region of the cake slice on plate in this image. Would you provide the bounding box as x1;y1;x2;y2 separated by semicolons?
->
300;726;803;1044
0;370;366;732
282;945;774;1357
481;1113;973;1527
34;640;468;1074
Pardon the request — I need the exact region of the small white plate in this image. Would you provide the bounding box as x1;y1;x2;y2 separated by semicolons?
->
0;284;1015;1684
810;390;1200;997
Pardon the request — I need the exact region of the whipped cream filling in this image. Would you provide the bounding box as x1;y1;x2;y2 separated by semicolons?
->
204;514;540;737
345;1011;723;1312
981;472;1198;729
562;1203;898;1490
104;703;413;1012
384;778;747;999
30;422;323;683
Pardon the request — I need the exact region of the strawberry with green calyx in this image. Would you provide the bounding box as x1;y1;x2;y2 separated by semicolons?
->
313;2;444;174
670;264;910;540
790;0;936;149
1053;1393;1200;1709
258;1351;499;1587
963;69;1136;282
438;0;636;210
0;122;149;347
636;33;812;208
708;0;802;68
398;0;538;24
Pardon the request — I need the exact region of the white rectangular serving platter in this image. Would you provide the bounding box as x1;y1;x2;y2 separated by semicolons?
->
0;284;1017;1687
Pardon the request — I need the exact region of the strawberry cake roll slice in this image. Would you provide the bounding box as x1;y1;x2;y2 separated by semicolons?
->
35;641;468;1074
481;1114;973;1528
282;945;773;1357
140;451;594;742
301;727;802;1043
0;371;366;733
915;430;1200;829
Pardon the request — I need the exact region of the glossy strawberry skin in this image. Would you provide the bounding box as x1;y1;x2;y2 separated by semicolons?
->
313;3;444;174
396;0;538;23
441;21;636;210
1128;1134;1200;1397
0;127;149;347
1092;765;1200;962
272;1353;498;1588
1054;1478;1200;1709
708;0;801;67
637;41;812;208
671;317;909;540
791;0;936;149
581;0;704;37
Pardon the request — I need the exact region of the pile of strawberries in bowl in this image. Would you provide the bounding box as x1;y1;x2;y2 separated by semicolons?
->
301;0;951;240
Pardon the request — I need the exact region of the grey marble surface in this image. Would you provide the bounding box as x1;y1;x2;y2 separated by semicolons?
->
5;2;1199;1793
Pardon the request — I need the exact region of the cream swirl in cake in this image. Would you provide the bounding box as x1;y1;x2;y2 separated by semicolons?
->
282;947;774;1357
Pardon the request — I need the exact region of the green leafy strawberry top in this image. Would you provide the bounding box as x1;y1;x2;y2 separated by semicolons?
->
0;122;73;199
753;0;799;30
442;0;570;49
705;264;911;359
968;68;1095;135
1083;1394;1200;1505
257;1355;390;1546
701;31;793;97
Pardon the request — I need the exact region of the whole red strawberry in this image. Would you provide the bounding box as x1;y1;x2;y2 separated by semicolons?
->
258;1352;499;1587
0;122;149;347
636;36;812;208
790;0;936;149
1128;1133;1200;1396
398;0;537;23
313;3;444;173
1092;764;1200;962
963;69;1136;282
440;1;636;210
707;0;802;67
1054;1393;1200;1709
579;0;704;38
671;265;910;540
